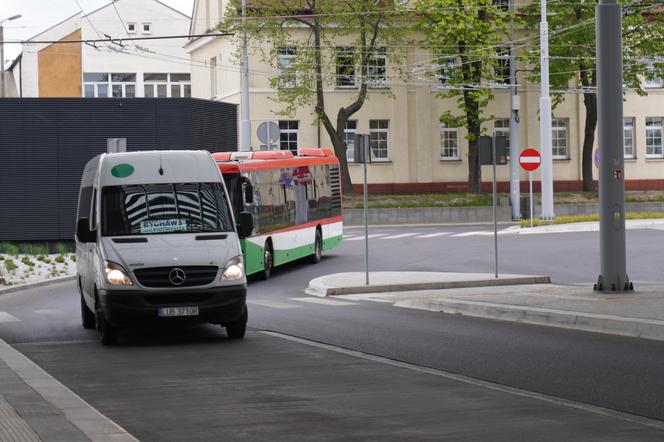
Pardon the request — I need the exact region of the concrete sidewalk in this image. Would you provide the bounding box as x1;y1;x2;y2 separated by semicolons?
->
0;338;137;442
307;272;664;341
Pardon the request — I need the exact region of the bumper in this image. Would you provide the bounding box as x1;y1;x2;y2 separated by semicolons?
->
98;285;246;327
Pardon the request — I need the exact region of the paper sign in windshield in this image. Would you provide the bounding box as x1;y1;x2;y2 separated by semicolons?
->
140;219;187;234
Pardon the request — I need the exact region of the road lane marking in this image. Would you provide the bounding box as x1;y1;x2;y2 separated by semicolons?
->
290;297;358;306
345;234;389;241
415;232;452;238
380;233;419;239
0;313;20;323
247;300;301;309
451;231;493;237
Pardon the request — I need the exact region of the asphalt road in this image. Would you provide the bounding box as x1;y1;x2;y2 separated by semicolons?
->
2;224;664;440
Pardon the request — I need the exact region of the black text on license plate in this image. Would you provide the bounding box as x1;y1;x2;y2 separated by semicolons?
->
158;306;199;317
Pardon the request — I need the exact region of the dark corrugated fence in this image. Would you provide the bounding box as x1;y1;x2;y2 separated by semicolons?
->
0;98;237;241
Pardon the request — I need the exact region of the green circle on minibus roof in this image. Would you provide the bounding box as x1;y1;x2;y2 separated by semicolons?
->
111;164;135;178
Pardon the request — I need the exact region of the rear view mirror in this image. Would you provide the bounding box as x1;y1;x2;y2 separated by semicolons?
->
76;218;97;243
237;212;254;238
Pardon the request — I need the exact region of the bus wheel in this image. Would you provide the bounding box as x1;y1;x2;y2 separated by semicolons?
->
260;241;273;280
95;293;116;346
310;229;322;264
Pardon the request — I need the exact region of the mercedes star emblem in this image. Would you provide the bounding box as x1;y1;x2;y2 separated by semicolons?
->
168;268;186;286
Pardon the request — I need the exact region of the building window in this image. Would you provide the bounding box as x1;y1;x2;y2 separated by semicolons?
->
277;46;297;88
336;47;356;88
127;22;136;33
440;123;459;160
110;73;136;98
496;48;510;85
494;118;510;158
624;117;635;159
369;119;389;161
144;73;190;98
169;73;192;97
367;47;387;88
644;62;662;88
646;117;663;158
209;57;217;97
437;56;456;86
552;119;568;159
83;73;109;97
142;22;152;34
344;120;357;161
279;120;299;153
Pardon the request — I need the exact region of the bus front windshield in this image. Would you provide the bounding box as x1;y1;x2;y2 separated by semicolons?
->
101;183;233;236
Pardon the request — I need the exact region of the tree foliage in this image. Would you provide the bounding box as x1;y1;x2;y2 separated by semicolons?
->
521;0;664;191
415;0;512;193
221;0;410;194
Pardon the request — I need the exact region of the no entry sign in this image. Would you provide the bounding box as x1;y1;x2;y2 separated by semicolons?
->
519;148;541;172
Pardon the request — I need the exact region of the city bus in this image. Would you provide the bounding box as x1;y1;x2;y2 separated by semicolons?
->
213;148;343;279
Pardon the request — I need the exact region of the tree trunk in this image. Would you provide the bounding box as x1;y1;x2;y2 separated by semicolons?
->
463;91;482;194
582;92;597;192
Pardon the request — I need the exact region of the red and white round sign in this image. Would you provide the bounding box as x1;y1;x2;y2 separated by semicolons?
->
519;148;541;172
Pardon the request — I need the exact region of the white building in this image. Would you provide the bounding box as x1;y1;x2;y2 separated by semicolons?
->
10;0;192;99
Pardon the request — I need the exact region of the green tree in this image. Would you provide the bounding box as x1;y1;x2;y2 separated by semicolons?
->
521;1;664;192
222;1;410;194
415;0;512;193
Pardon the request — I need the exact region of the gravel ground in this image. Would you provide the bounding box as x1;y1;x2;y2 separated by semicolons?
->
0;254;76;287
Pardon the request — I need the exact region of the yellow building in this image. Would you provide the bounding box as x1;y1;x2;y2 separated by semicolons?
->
185;1;664;192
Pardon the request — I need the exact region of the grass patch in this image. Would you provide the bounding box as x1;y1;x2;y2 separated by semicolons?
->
20;244;48;255
343;193;494;209
70;255;76;262
520;212;664;227
21;256;35;267
55;255;66;264
56;243;70;255
5;260;17;272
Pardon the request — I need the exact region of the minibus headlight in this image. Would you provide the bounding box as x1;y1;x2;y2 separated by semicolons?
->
104;261;133;285
221;255;244;281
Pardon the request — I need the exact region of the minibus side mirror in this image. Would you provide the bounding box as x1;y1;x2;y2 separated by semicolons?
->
237;212;254;238
76;218;97;243
241;178;254;205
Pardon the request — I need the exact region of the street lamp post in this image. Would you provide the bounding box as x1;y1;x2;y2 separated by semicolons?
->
1;14;22;98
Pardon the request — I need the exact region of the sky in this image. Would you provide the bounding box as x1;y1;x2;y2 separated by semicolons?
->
1;0;195;69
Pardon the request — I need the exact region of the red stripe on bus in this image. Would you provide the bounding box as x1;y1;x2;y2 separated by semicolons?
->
218;156;339;173
252;215;343;236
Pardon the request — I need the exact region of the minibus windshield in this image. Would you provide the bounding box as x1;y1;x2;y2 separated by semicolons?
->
101;183;233;236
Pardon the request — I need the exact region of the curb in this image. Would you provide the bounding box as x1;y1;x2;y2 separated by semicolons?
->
0;276;76;296
306;276;551;297
397;298;664;341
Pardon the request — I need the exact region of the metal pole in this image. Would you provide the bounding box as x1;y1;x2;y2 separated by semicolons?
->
240;0;251;152
529;171;533;228
596;0;629;292
363;142;369;285
493;137;498;278
539;0;555;220
1;25;5;98
508;0;521;220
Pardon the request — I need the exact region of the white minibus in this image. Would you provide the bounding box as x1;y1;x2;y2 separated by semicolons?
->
75;150;252;345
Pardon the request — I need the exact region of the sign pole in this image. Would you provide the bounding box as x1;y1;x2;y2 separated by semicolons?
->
529;171;533;228
492;137;498;278
363;138;369;286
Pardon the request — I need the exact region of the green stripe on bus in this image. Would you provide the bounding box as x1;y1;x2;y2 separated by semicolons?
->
241;239;265;276
323;235;342;250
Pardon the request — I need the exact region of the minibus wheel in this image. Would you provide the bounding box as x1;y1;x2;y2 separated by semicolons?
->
225;306;248;339
95;292;116;345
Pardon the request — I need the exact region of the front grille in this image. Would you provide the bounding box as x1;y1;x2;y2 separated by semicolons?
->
142;293;212;305
133;266;219;288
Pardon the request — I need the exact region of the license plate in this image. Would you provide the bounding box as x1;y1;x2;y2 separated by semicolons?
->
158;306;199;317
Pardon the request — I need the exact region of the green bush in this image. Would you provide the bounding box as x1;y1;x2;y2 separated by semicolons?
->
5;260;17;272
70;255;77;262
0;243;19;256
37;255;47;262
20;244;48;255
21;256;35;267
56;243;69;255
0;256;4;261
55;255;66;264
